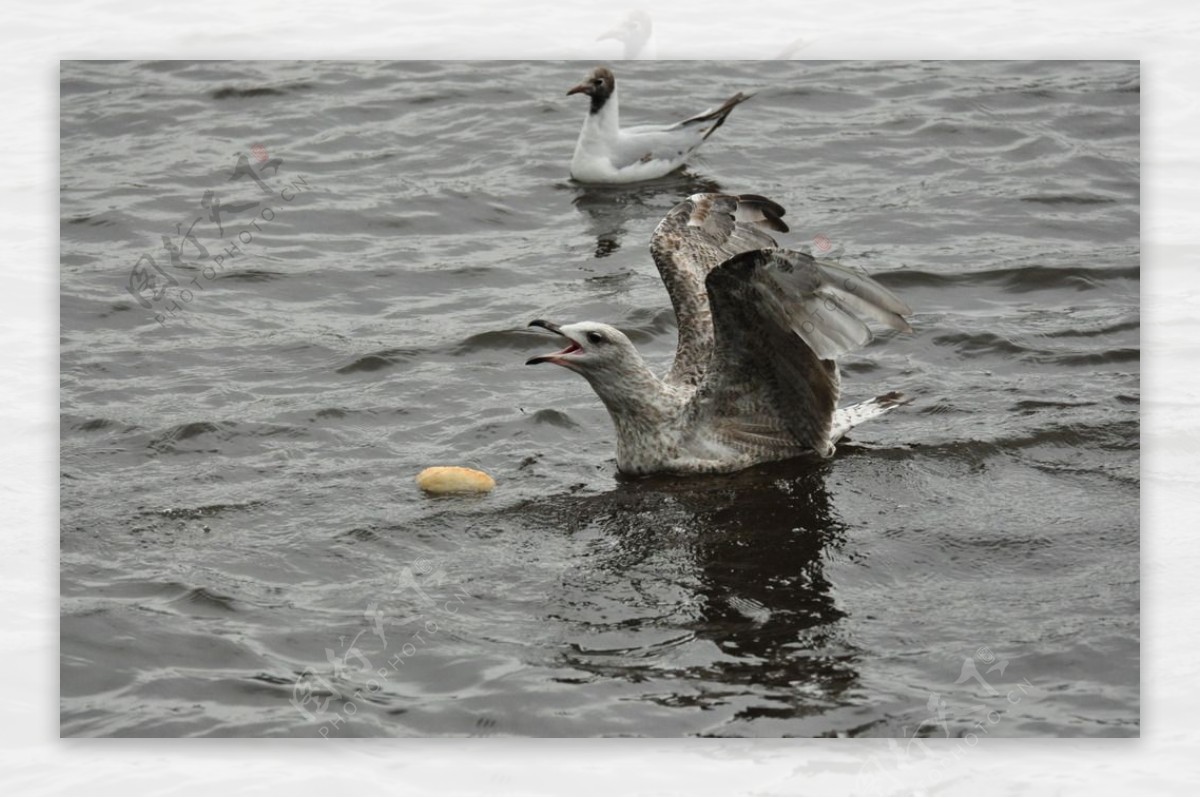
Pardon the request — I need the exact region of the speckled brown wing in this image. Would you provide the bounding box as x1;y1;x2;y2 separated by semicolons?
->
690;248;912;457
649;193;788;388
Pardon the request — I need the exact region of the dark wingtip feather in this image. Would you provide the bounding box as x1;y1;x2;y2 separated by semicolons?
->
734;194;789;233
735;193;786;218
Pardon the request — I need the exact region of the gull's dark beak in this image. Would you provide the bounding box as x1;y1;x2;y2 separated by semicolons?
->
566;81;592;97
528;319;563;335
526;320;579;366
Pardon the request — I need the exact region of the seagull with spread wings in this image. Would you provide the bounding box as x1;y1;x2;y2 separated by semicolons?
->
526;193;913;475
567;67;751;184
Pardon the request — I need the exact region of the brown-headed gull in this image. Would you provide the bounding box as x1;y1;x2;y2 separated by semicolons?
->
567;67;751;184
526;193;913;475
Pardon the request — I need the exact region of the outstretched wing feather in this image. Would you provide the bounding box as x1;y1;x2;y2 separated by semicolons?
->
649;193;787;386
692;248;911;456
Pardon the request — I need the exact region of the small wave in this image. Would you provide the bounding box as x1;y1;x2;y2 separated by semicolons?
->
1043;319;1139;339
881;419;1138;459
145;421;301;453
1013;399;1099;413
529;409;579;429
149;501;265;520
1004;419;1139;452
933;330;1138;366
877;264;1138;293
74;418;117;432
337;527;381;543
932;331;1029;357
1019;194;1116;205
149;421;224;448
168;586;239;613
452;329;538;355
995;264;1139;292
336;348;421;374
1037;348;1139;367
406;92;459;106
247;672;294;686
209;83;312;100
872;270;955;289
64;214;117;226
213;269;286;283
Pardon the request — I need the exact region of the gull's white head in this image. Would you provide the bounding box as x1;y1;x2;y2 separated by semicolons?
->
525;320;641;376
526;318;669;427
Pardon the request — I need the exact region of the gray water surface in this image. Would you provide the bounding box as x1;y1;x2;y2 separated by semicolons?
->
60;60;1139;737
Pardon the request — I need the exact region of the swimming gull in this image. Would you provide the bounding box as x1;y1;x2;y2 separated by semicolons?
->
567;67;750;184
526;193;913;475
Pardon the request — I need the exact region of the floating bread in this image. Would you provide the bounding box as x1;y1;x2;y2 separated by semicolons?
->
416;466;495;495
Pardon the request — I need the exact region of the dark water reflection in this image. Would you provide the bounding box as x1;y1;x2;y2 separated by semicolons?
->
567;170;723;257
486;459;858;729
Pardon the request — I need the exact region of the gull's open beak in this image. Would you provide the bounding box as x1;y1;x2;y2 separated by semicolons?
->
526;320;582;366
566;81;592;97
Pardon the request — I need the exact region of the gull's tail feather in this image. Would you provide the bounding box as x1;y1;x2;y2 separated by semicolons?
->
680;92;753;140
831;391;911;442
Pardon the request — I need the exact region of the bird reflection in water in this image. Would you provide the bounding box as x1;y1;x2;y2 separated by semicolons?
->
522;457;858;717
564;171;721;259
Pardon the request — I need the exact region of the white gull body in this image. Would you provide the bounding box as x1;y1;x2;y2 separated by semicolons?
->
526;193;913;476
567;67;751;184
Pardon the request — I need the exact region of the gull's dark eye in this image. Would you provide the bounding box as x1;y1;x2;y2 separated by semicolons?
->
592;78;603;87
586;331;606;345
